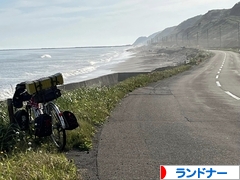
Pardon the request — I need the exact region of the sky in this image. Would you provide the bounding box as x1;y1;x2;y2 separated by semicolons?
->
0;0;239;49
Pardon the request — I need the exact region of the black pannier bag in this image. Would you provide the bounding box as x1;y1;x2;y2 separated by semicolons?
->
14;109;30;131
63;111;79;130
34;114;52;137
13;83;32;108
33;87;61;103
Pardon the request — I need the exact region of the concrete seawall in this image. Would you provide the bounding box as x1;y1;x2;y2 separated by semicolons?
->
60;72;147;91
60;65;179;91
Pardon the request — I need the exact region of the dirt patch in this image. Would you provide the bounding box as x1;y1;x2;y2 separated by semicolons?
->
65;126;102;180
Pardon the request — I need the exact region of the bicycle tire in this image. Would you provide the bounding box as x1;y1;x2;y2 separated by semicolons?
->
7;98;15;123
46;102;66;151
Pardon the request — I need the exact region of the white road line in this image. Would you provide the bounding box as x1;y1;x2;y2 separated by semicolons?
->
223;52;227;61
220;53;226;68
215;53;240;101
216;81;221;87
215;53;226;86
225;91;240;100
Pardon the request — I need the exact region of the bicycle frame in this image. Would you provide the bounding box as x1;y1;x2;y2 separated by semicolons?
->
27;96;66;130
27;97;43;119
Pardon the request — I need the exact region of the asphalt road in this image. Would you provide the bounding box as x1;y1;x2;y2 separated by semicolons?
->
96;50;240;180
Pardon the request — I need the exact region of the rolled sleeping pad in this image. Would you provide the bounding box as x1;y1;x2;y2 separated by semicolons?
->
25;73;64;95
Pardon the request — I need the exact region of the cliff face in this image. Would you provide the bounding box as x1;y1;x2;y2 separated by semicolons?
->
134;2;240;48
230;2;240;16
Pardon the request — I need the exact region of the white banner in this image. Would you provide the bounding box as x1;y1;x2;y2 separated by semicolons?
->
160;165;239;179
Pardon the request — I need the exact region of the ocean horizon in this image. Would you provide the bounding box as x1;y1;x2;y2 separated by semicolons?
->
0;44;131;51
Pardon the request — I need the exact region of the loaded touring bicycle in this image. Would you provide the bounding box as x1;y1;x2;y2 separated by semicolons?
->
7;73;79;151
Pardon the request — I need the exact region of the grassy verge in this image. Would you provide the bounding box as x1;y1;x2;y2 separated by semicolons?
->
0;151;79;180
0;49;212;179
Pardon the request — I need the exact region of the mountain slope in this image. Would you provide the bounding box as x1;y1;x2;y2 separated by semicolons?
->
133;2;240;48
132;36;148;45
133;31;162;46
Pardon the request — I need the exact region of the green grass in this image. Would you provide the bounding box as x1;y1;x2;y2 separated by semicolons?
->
0;49;212;179
0;151;79;180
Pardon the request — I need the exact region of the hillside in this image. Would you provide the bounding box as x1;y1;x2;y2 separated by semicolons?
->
134;2;240;49
132;31;162;45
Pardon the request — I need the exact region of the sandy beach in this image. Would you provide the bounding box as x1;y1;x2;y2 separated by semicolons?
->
111;45;199;72
61;45;200;91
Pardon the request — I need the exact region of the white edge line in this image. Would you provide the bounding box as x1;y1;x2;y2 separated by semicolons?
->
216;81;221;87
225;91;240;100
224;52;227;61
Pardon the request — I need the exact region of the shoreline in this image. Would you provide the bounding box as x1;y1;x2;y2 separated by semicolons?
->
111;45;197;72
61;46;198;90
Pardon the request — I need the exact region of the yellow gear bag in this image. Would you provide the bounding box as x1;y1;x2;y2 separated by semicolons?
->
25;73;64;95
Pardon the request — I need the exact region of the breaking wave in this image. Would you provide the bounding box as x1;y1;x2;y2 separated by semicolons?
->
41;54;52;58
63;66;97;79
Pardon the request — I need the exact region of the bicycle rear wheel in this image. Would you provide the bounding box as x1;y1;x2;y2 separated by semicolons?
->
46;102;66;151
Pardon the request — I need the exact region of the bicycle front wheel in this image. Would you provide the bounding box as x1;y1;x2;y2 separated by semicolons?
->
46;102;66;151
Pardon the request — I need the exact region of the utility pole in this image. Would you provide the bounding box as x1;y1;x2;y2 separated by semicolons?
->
231;20;240;51
182;34;184;45
238;22;240;51
176;34;178;45
219;26;222;48
207;29;209;49
197;32;199;46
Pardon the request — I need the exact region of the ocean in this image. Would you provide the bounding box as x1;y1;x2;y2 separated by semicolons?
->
0;46;134;101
